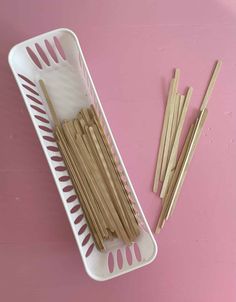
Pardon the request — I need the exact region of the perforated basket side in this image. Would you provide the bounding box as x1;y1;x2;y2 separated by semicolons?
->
8;28;157;281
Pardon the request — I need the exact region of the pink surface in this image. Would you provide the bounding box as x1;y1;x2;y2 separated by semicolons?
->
1;0;236;301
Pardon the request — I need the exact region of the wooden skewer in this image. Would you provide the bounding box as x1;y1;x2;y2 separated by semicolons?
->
175;93;181;126
73;119;83;135
164;124;194;203
160;79;177;181
155;119;197;233
69;127;109;237
83;132;129;241
91;124;140;239
174;68;180;80
160;87;193;198
167;94;184;189
59;125;107;239
38;81;141;247
81;108;92;124
200;60;222;111
39;81;106;249
155;61;221;233
58;155;105;249
78;119;125;235
39;79;60;126
63;122;120;240
75;133;114;234
82;122;133;243
152;78;175;192
88;126;136;241
178;94;185;124
160;69;180;181
89;106;140;227
56;127;105;250
168;124;195;217
169;93;181;162
157;110;207;232
82;132;93;155
165;109;208;219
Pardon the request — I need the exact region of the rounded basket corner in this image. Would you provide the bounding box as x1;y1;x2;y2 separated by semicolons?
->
8;44;18;68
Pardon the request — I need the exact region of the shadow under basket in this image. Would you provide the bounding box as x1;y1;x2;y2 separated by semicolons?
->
8;28;157;281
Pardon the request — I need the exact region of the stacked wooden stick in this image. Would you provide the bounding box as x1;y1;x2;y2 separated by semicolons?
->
153;61;222;233
39;80;140;251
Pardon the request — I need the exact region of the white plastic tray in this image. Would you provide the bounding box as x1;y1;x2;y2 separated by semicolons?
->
8;28;157;281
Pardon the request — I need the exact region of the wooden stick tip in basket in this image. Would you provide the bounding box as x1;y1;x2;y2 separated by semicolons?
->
38;79;60;127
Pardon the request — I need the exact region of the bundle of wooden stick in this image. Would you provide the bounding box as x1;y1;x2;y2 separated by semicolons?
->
39;80;140;251
153;61;222;233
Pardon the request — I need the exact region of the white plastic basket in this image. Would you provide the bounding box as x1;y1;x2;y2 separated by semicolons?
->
8;28;157;281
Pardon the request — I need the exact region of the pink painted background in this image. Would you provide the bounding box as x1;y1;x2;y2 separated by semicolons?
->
1;0;236;301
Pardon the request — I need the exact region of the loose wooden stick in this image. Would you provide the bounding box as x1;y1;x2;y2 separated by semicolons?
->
167;94;183;187
155;121;196;233
168;124;195;217
152;79;175;192
155;61;221;233
169;93;180;161
155;125;195;233
160;87;193;198
178;95;185;124
160;79;177;181
39;79;60;126
174;69;180;91
160;69;180;181
165;109;208;219
175;93;181;127
200;60;222;111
